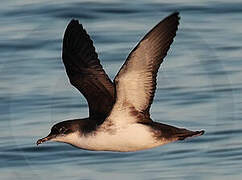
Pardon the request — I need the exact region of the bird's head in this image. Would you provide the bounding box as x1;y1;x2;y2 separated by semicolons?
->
36;120;80;146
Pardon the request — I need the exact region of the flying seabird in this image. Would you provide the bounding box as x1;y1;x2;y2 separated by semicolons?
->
37;12;204;152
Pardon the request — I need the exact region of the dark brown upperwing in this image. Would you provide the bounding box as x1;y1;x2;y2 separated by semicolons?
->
62;20;115;121
112;12;179;120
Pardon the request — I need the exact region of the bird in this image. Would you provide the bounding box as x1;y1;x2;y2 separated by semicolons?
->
36;12;204;152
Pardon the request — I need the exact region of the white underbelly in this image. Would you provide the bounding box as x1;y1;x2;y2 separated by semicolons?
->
71;124;167;152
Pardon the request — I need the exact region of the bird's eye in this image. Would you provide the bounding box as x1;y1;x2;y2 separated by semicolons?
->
59;127;67;134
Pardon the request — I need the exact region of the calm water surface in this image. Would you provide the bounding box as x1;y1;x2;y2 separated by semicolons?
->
1;0;242;180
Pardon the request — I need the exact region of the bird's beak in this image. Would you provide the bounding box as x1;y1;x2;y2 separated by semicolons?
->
36;133;57;146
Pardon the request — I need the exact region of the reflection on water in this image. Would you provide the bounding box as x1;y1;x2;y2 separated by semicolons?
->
1;0;242;179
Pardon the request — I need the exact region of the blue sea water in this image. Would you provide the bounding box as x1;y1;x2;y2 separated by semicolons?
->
1;0;242;179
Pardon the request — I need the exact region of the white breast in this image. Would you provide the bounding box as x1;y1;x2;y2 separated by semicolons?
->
63;123;169;152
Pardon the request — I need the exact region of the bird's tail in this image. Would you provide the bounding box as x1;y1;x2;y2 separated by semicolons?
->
176;129;205;140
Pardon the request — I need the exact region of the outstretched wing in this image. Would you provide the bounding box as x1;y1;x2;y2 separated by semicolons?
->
62;20;115;120
110;12;180;123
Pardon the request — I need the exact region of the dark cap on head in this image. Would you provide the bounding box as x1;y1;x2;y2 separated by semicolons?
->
36;120;79;145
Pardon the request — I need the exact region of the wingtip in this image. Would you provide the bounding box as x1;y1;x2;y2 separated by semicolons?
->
172;11;179;15
65;19;85;33
170;11;180;20
68;19;80;27
63;18;85;50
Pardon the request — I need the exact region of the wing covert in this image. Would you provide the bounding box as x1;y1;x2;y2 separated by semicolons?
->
111;12;180;121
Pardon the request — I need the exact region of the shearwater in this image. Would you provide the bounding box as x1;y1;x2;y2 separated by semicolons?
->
36;12;204;152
